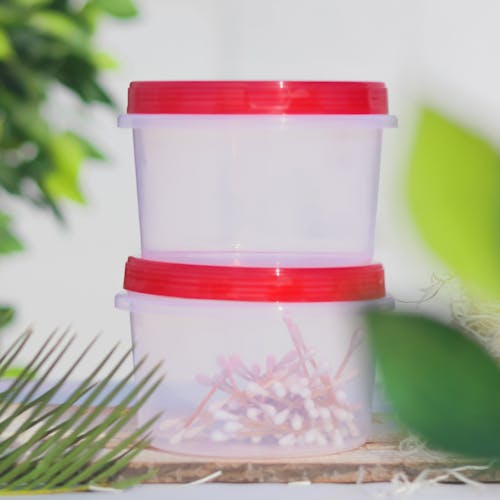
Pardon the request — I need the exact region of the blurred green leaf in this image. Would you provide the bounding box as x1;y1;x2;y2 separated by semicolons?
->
0;307;15;329
27;11;87;47
8;102;50;144
366;309;500;458
44;132;86;204
0;213;23;254
408;107;500;299
0;29;13;60
92;0;138;18
0;0;136;340
13;0;52;7
80;3;102;33
53;56;114;105
0;6;23;26
91;51;119;69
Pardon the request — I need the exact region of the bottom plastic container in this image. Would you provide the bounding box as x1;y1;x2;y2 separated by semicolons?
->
116;258;391;458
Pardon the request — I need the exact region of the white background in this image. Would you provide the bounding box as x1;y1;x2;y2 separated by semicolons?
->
2;0;500;378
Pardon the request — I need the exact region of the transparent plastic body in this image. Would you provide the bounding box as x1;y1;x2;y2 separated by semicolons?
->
119;114;397;267
116;292;393;458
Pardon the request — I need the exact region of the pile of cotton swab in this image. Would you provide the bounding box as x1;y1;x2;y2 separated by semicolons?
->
159;316;362;449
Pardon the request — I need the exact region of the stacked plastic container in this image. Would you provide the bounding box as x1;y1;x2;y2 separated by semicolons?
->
116;81;396;458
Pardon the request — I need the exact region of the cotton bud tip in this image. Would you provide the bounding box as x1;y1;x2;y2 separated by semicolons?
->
214;410;238;421
184;426;203;439
298;377;309;387
273;409;290;426
304;398;315;410
246;408;261;420
316;432;328;446
332;408;353;422
159;418;178;431
335;390;347;402
291;414;303;431
308;408;319;419
319;408;331;421
304;429;317;444
224;421;243;433
272;382;287;398
246;381;267;397
324;421;334;432
210;431;228;442
299;387;311;399
278;433;296;446
333;429;344;446
261;404;277;417
169;430;185;444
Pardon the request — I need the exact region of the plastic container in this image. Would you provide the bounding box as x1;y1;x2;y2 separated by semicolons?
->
119;81;397;267
116;257;392;458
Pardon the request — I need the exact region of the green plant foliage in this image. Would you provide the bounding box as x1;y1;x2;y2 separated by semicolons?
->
93;0;138;19
367;310;500;458
0;0;137;240
0;0;136;334
0;213;22;254
0;330;163;493
0;29;13;60
0;307;14;329
44;132;86;203
408;107;500;299
1;366;37;380
366;104;500;461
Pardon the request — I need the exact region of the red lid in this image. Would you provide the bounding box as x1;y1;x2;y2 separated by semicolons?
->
127;81;389;115
123;257;386;303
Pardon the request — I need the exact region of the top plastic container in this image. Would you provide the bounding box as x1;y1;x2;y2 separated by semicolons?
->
119;81;396;267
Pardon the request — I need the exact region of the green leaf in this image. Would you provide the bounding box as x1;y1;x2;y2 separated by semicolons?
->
0;213;23;255
0;6;23;26
12;0;52;8
0;307;15;329
92;0;138;18
27;11;87;47
408;107;500;299
91;51;119;70
366;310;500;458
0;29;13;60
6;101;51;144
44;132;86;204
80;3;102;33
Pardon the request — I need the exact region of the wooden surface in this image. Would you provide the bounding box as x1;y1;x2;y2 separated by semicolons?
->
116;414;498;484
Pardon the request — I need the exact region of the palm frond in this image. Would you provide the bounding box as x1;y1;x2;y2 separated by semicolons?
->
0;330;162;494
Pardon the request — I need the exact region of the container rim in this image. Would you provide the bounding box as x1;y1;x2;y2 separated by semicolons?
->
125;81;390;115
115;291;395;314
118;113;397;129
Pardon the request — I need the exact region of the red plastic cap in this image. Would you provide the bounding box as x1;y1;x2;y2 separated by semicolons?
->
127;81;389;115
123;258;386;303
